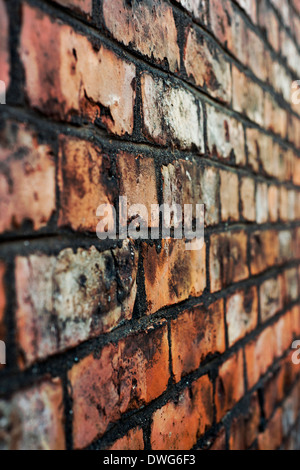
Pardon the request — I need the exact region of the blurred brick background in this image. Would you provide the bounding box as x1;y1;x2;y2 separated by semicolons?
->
0;0;300;450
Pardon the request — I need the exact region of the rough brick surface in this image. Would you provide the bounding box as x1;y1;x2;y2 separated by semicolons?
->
0;0;9;91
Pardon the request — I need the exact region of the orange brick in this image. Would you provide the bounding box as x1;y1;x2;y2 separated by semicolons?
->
171;299;225;382
215;350;245;421
259;275;283;322
220;170;239;222
258;408;282;450
0;122;55;233
268;185;279;222
69;324;169;448
209;0;233;49
175;0;207;21
250;230;279;275
229;393;260;449
245;326;275;389
151;375;213;450
20;5;136;135
52;0;92;15
108;428;144;451
240;177;255;222
226;286;258;346
143;239;206;314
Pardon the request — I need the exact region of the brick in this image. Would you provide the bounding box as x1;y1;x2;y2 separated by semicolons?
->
171;299;225;382
209;0;233;50
220;170;239;221
0;0;9;91
210;230;249;292
279;230;293;263
264;94;287;138
229;393;260;450
283;268;299;305
245;326;275;389
175;0;207;21
162;160;219;226
15;241;138;366
184;27;231;102
240;177;255;222
151;375;213;450
232;67;264;126
258;408;282;450
256;182;269;224
0;262;5;341
250;230;279;275
117;152;159;228
260;276;283;322
143;239;206;314
292;305;300;337
206;105;246;165
263;366;286;419
215;350;245;421
235;0;257;23
58;136;117;232
108;428;144;451
0;378;65;450
141;73;203;151
268;185;279;222
69;324;169;448
20;5;135;135
103;0;180;73
52;0;92;15
0;122;56;233
226;286;258;346
282;386;299;438
246;30;268;82
206;427;226;450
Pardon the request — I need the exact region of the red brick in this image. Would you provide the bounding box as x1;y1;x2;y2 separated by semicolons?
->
232;67;264;126
103;0;180;72
117;152;159;228
151;375;213;450
58;136;117;232
141;72;204;151
229;393;260;449
108;428;144;451
184;26;231;103
250;230;279;275
0;0;9;91
0;378;65;450
52;0;92;15
220;170;239;222
206;105;246;165
171;299;225;382
175;0;207;21
210;230;249;293
245;326;275;389
69;324;169;448
226;286;258;346
20;5;135;135
143;239;206;314
259;275;283;322
258;408;282;450
0;122;56;233
240;177;255;222
209;0;233;50
215;350;245;421
15;241;138;366
0;262;6;342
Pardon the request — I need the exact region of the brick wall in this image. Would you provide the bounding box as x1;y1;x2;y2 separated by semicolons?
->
0;0;300;451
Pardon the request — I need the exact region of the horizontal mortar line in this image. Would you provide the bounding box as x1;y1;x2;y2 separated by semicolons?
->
0;282;298;397
2;104;300;177
23;0;300;131
86;344;298;450
0;219;299;249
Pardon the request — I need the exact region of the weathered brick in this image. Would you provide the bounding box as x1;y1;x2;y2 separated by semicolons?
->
0;122;56;234
215;350;245;421
220;170;239;221
143;239;206;314
264;94;287;138
250;230;279;275
108;428;144;451
69;324;169;448
175;0;207;21
210;230;249;292
151;375;213;450
274;311;293;357
206;105;246;165
171;299;225;382
209;0;233;49
0;378;65;450
232;67;264;126
52;0;92;15
0;0;9;91
0;262;5;342
20;5;136;135
184;26;231;102
103;0;180;72
268;185;279;222
15;241;138;366
260;275;283;322
226;286;258;346
235;0;257;23
283;267;299;305
141;73;204;151
245;326;275;388
258;408;282;450
240;177;256;222
256;182;269;224
229;393;260;449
